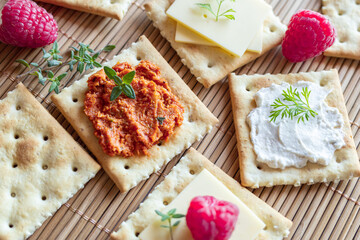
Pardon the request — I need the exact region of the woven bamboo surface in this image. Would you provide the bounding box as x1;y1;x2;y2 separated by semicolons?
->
0;0;359;239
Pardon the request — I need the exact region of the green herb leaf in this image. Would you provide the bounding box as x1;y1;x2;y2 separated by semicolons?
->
49;81;57;92
77;62;85;74
167;209;176;215
15;59;30;69
269;86;318;123
157;117;166;125
122;71;136;85
155;208;185;240
48;60;62;67
172;214;186;218
56;73;67;82
31;62;39;67
173;220;181;227
47;71;54;78
104;66;117;79
123;84;136;99
110;86;123;101
94;61;102;68
196;0;236;22
103;45;116;51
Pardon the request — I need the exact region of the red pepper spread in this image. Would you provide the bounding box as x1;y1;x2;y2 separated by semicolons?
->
84;60;184;157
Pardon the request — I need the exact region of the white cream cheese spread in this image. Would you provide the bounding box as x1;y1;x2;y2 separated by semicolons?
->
247;81;345;169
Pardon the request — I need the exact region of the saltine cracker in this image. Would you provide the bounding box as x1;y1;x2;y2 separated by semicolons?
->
37;0;133;20
0;83;100;240
111;148;292;240
144;0;286;88
229;70;360;188
322;0;360;60
52;35;218;193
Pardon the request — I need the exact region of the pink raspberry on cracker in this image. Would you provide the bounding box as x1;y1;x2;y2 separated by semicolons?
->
186;195;239;240
282;10;336;62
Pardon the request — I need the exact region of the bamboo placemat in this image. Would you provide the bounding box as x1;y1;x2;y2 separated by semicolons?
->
0;0;359;239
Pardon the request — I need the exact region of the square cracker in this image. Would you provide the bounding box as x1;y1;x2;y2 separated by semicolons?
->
0;83;100;240
111;148;293;240
37;0;133;20
229;69;360;188
52;35;218;193
322;0;360;60
144;0;286;88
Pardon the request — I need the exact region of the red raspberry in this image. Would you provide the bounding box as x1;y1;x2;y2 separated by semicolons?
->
186;196;239;240
282;10;336;62
0;0;58;48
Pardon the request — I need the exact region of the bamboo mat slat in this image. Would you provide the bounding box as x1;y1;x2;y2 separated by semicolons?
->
0;0;359;239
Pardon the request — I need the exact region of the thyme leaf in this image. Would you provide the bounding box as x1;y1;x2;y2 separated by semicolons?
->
196;0;236;22
105;66;136;101
155;208;185;240
15;41;116;94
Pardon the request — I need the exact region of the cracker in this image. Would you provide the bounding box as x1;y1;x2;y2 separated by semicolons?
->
322;0;360;60
111;148;292;240
144;0;286;88
51;35;218;193
0;83;100;240
37;0;133;20
229;69;360;188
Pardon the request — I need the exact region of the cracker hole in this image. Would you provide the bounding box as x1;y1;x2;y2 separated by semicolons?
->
157;141;162;146
246;86;251;92
357;0;360;5
43;136;48;141
357;26;360;32
257;165;262;170
136;56;141;61
269;26;277;32
14;134;19;140
189;169;195;175
16;105;21;111
203;14;208;18
208;63;214;68
73;167;78;172
72;98;78;103
339;38;346;43
12;163;18;168
163;200;169;206
42;165;48;170
320;79;327;87
42;196;47;201
135;232;140;237
11;193;16;198
338;9;345;16
124;165;130;170
9;224;13;228
336;158;342;163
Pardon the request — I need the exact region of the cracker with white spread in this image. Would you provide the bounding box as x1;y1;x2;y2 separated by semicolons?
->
0;83;100;240
229;70;360;188
52;35;218;193
111;148;292;240
37;0;133;20
144;0;286;88
322;0;360;60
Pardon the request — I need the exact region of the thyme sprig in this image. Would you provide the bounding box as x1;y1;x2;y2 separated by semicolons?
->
104;66;136;101
155;208;185;240
196;0;236;22
269;86;318;123
15;41;115;94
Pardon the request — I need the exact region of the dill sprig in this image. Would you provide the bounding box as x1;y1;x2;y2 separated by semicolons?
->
269;86;318;123
196;0;236;22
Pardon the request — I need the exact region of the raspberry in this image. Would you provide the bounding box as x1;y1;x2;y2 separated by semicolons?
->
0;0;58;48
186;196;239;240
282;10;336;62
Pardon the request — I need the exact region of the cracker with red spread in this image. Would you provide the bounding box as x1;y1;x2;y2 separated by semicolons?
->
52;36;218;193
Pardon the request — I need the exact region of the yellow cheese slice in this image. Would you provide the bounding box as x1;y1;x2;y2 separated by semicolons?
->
166;0;271;57
139;169;265;240
175;22;264;53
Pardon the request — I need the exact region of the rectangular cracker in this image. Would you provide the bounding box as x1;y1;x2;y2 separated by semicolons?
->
37;0;133;20
144;0;286;88
229;69;360;188
111;148;292;240
52;35;218;193
0;83;100;240
322;0;360;60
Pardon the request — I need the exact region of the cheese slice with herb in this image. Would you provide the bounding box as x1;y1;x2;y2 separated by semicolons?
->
139;169;265;240
166;0;271;57
175;23;264;53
